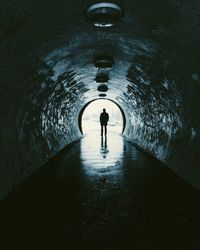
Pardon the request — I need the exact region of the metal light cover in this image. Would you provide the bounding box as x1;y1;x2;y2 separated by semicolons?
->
94;58;113;68
95;73;109;83
86;2;122;27
99;93;107;97
97;84;108;92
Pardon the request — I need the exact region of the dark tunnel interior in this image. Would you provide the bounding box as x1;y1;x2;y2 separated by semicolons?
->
0;0;200;204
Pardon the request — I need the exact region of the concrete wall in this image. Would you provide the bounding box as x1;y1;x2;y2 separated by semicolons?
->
0;0;200;200
123;53;200;190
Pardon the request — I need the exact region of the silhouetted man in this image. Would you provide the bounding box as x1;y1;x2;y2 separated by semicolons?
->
100;108;109;136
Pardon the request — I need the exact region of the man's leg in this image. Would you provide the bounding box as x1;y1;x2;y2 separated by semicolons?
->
101;124;103;136
105;125;107;135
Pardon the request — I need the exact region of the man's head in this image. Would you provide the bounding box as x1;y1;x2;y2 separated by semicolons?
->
103;108;106;112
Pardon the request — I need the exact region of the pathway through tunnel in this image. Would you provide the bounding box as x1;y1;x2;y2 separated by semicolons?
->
1;133;200;250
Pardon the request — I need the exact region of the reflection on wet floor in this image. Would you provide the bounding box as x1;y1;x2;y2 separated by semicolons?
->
81;132;124;175
1;132;200;250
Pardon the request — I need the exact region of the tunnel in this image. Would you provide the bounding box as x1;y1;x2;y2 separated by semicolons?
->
0;0;200;249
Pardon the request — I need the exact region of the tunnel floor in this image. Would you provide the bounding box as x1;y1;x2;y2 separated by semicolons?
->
1;132;200;250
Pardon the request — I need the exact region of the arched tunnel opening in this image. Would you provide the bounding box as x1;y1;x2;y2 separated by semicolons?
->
0;0;200;249
79;99;126;135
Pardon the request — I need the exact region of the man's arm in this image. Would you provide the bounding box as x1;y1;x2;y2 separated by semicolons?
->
100;113;102;122
107;113;109;122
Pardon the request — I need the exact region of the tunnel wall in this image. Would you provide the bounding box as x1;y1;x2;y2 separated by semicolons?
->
122;52;200;190
1;0;200;201
1;51;200;201
1;42;200;201
0;55;85;200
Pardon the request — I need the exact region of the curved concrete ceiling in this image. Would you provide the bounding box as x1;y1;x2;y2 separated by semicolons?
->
0;0;200;199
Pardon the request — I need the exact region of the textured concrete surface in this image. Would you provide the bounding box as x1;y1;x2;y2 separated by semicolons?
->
0;0;200;199
0;133;200;250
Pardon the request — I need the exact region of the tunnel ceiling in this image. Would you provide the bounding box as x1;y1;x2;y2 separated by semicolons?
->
1;0;200;199
1;0;200;103
1;0;200;113
1;0;200;118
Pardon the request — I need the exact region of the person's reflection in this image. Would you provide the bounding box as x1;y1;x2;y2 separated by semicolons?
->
101;135;108;159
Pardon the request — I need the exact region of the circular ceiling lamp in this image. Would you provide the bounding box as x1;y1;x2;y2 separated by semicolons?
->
94;57;114;68
95;73;109;82
97;84;108;92
86;2;123;27
99;93;107;97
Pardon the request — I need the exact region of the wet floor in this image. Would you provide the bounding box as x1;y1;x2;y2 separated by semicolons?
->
1;132;200;250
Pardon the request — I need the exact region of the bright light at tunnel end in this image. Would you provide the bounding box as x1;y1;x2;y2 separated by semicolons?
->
81;99;124;135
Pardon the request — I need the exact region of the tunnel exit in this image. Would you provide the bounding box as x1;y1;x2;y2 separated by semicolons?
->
80;99;125;135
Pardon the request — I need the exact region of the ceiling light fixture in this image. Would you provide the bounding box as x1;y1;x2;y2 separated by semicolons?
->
94;57;114;68
97;84;108;92
99;93;107;97
95;68;109;83
86;2;122;27
95;72;109;83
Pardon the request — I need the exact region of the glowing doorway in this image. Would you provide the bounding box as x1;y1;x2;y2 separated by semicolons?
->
81;99;124;135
